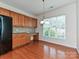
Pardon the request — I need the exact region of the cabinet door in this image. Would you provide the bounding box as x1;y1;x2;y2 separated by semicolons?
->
25;17;33;27
24;16;30;27
0;8;10;16
10;12;19;26
25;16;37;28
32;18;37;28
33;33;39;41
29;17;33;27
26;34;31;40
18;14;25;27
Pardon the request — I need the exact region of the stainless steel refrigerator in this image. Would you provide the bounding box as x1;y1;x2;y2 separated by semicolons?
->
0;15;12;55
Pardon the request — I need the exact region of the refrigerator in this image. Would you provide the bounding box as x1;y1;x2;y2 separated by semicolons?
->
0;15;12;55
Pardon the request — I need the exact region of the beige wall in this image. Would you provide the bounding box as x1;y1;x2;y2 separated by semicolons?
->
36;2;77;48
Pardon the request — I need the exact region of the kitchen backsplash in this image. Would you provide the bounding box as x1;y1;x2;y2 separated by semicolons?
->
13;27;35;33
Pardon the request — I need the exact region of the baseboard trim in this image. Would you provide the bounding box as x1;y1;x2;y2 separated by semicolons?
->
76;49;79;54
39;40;76;50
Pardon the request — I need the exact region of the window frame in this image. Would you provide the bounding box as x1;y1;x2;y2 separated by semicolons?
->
42;15;66;40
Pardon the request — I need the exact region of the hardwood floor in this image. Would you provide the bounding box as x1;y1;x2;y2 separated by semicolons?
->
0;41;79;59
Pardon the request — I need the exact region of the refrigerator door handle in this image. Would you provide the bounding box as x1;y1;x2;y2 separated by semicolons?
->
0;16;4;40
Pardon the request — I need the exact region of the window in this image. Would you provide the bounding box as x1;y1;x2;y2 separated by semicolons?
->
43;15;66;39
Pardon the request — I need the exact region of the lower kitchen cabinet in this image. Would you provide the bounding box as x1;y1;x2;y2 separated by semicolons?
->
12;33;32;49
33;33;39;41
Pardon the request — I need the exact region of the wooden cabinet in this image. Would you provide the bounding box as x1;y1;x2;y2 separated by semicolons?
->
25;17;33;27
12;33;31;49
10;11;19;26
33;33;39;41
0;8;10;16
10;12;25;27
30;18;37;28
12;33;39;49
0;7;37;27
24;16;37;28
32;18;37;28
18;14;25;27
29;17;33;27
26;34;31;40
24;16;29;27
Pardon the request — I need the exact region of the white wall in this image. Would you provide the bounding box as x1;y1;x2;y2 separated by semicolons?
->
37;2;77;48
77;0;79;53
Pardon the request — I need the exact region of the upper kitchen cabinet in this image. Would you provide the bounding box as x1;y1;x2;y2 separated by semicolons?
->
0;7;37;27
24;16;37;28
29;17;33;27
24;16;33;27
24;16;29;27
10;11;19;26
0;8;10;16
32;18;37;28
18;14;25;27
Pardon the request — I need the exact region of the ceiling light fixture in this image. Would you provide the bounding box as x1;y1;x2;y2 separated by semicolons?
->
40;0;45;25
40;0;50;25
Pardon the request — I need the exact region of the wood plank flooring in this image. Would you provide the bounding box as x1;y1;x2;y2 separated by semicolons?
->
0;41;79;59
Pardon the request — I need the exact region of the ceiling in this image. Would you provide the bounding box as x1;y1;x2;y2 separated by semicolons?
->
0;0;76;16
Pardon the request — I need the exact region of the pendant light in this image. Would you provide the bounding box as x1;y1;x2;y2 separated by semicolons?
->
40;0;45;24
